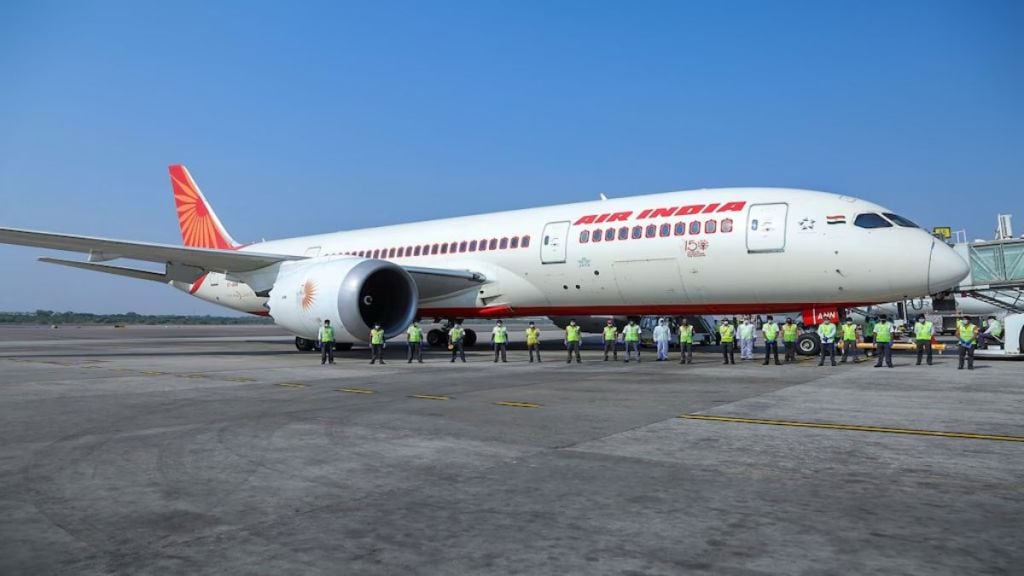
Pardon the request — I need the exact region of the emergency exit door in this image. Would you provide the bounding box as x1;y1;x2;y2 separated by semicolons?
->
746;203;788;253
540;221;571;264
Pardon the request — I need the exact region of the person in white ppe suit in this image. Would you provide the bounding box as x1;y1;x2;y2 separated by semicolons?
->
653;318;671;361
738;318;755;360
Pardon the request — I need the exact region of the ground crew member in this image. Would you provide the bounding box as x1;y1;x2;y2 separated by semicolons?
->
565;319;582;363
864;316;877;357
719;318;735;364
602;319;618;361
623;319;641;363
448;322;466;363
525;321;542;362
491;319;509;363
839;318;860;363
406;321;424;363
654;318;671;361
957;316;979;370
817;317;837;366
369;323;386;364
873;314;894;368
980;315;1002;349
761;316;780;365
318;319;335;365
712;320;721;345
782;317;799;362
678;318;694;364
913;315;935;366
738;318;755;360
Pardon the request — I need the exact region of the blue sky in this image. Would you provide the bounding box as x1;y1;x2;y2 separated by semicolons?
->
1;0;1020;314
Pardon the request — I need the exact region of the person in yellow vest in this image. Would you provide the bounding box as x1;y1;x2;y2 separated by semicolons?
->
781;317;799;362
448;321;466;363
980;315;1003;349
491;319;509;363
678;318;694;364
369;323;386;365
913;315;935;366
565;319;582;363
406;321;424;363
872;314;894;368
623;319;642;363
318;319;335;365
816;317;837;366
525;321;542;362
761;315;781;365
839;318;860;364
602;319;619;361
719;317;736;364
957;316;979;370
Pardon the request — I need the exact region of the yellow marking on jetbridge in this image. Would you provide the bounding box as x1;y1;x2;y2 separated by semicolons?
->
679;414;1024;443
276;382;307;389
409;394;451;401
337;388;375;395
495;401;543;408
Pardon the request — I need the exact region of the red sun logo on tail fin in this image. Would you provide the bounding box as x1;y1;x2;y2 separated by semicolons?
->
169;165;237;250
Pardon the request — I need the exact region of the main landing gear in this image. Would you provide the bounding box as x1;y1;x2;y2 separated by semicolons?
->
426;319;477;347
295;337;352;352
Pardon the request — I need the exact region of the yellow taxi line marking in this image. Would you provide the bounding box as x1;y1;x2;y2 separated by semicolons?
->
409;394;451;401
495;401;542;408
178;374;207;379
276;382;307;388
337;388;375;395
224;377;256;383
140;371;165;376
680;414;1024;443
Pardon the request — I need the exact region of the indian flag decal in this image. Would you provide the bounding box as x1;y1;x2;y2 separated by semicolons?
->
826;215;846;225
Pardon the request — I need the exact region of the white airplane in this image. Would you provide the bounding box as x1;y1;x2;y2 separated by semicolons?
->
0;165;970;348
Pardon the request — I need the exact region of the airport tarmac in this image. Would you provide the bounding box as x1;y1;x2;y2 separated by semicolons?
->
1;323;1021;576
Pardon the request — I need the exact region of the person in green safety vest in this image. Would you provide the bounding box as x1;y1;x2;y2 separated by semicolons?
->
406;321;424;363
565;319;582;363
817;317;838;366
872;314;894;368
840;318;860;364
318;319;335;365
491;319;509;363
369;323;386;365
623;319;642;363
761;315;781;365
602;319;619;361
782;317;800;362
448;321;466;363
719;318;736;365
913;315;935;366
525;321;542;363
678;318;694;364
957;316;979;370
980;315;1003;349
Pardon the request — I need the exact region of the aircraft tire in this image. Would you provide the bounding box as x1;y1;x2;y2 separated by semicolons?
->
797;333;820;356
463;329;477;347
333;342;353;351
295;337;316;352
427;329;445;347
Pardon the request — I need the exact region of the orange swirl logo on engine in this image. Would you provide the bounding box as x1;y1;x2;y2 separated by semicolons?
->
300;279;317;311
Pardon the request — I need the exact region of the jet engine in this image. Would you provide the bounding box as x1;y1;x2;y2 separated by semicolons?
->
268;257;418;342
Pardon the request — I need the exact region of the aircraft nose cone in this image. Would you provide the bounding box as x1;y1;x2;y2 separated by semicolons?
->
928;241;969;293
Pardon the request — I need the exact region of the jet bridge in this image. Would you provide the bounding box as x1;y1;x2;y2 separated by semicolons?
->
955;237;1024;314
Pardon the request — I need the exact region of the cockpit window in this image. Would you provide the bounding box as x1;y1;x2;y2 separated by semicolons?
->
854;213;893;229
882;213;919;228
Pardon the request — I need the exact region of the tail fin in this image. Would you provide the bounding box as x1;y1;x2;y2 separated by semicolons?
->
168;165;238;250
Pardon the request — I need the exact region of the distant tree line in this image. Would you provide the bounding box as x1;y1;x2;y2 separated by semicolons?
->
0;310;275;325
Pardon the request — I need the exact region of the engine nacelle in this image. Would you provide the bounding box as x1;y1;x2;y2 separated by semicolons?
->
268;257;418;342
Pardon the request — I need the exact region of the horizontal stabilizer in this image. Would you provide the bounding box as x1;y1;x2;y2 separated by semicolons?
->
39;258;169;282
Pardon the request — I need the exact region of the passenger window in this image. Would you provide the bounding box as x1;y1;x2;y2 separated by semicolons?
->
441;243;449;254
721;218;733;233
604;228;615;241
414;246;421;256
674;222;686;236
372;249;380;258
469;240;477;251
500;237;508;249
705;220;717;234
659;224;671;237
591;228;602;243
489;238;497;250
579;230;590;243
631;226;642;239
459;241;468;253
544;236;550;246
431;244;439;255
854;213;893;229
397;247;405;257
882;213;919;228
510;236;519;249
388;248;396;258
689;221;701;235
618;227;629;240
645;224;656;238
522;235;531;247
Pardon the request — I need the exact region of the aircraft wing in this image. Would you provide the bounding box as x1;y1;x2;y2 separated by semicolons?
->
404;266;487;301
0;227;299;281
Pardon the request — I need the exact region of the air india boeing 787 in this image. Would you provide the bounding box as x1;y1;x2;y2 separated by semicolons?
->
0;165;969;348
